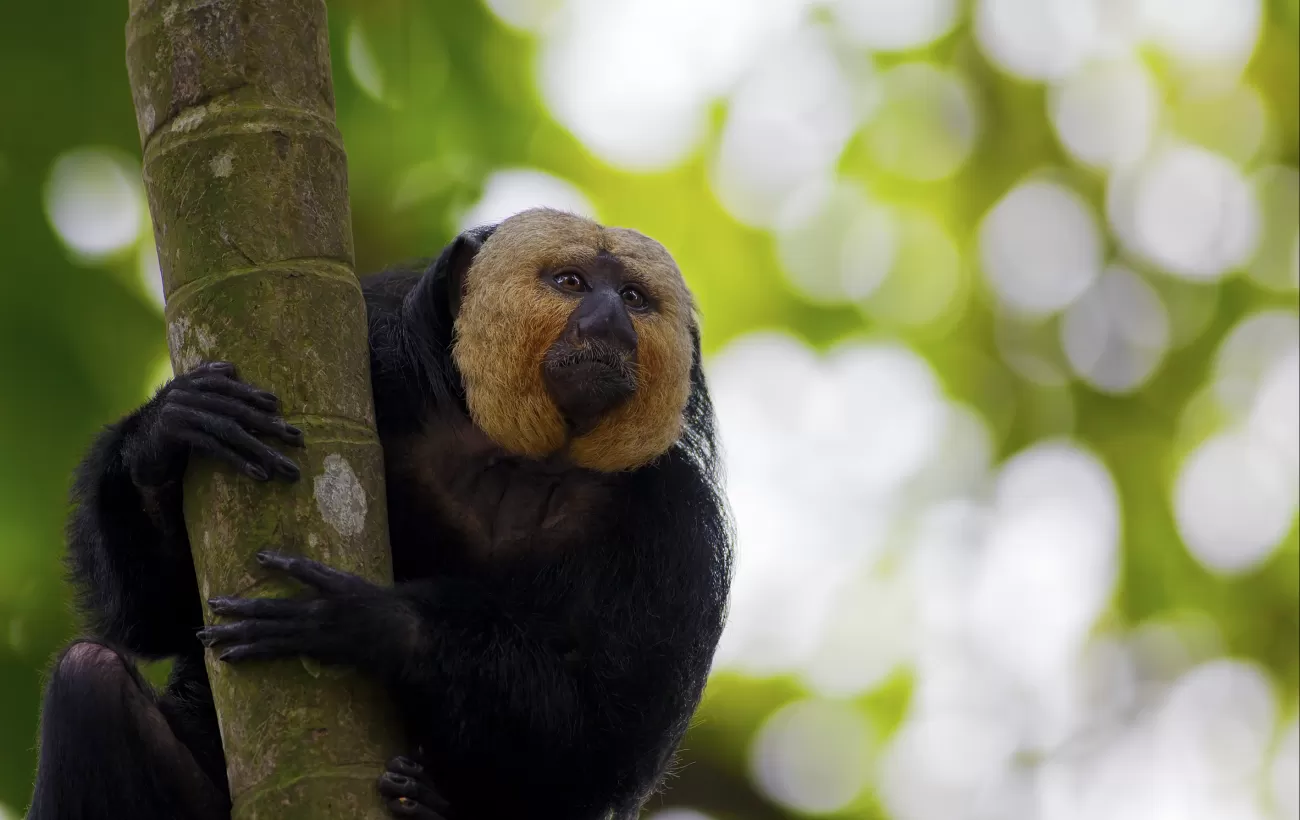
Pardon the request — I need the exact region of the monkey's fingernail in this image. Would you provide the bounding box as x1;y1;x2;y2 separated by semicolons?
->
246;464;269;481
256;550;272;563
285;424;303;437
388;775;411;787
258;391;278;405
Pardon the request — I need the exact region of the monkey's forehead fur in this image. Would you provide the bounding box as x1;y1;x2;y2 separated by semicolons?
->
479;209;693;307
451;208;699;473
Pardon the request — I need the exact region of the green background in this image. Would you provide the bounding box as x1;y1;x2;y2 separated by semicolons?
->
1;1;1296;817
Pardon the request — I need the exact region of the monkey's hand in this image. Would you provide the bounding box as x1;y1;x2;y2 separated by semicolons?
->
125;361;303;488
379;756;451;820
198;551;410;667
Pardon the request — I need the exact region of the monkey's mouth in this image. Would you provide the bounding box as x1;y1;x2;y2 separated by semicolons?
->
542;343;638;435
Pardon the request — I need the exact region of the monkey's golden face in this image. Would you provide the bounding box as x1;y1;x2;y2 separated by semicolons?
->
451;209;696;473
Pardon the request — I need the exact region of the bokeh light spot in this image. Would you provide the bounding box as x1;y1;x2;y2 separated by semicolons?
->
483;0;565;33
749;699;873;814
1110;143;1260;281
975;0;1095;81
800;572;915;697
457;168;597;230
1156;660;1277;796
541;0;808;171
979;178;1103;317
346;22;386;103
878;710;1019;820
1212;310;1299;418
864;62;979;182
1272;717;1300;820
775;180;896;305
708;333;951;676
829;0;960;51
1143;0;1263;65
1174;430;1297;575
971;442;1120;686
43;148;143;258
710;24;867;227
1061;265;1171;394
861;207;964;328
1049;58;1159;171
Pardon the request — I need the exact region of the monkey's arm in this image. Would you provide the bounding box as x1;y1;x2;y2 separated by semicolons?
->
67;416;205;657
68;362;303;658
200;553;612;772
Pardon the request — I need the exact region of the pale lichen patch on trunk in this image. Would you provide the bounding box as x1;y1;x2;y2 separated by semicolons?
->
313;454;367;538
210;150;235;178
167;316;216;372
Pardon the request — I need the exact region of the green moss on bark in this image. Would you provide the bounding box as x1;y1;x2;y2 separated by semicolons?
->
125;1;401;816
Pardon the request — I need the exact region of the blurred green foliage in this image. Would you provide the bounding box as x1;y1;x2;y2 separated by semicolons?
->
0;1;1296;817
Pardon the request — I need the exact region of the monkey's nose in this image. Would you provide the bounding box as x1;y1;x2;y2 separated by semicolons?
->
571;290;637;351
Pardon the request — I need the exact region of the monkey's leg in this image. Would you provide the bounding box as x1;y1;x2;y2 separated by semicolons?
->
378;756;451;820
27;641;230;820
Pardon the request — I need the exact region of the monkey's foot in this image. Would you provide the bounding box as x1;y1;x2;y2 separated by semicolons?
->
379;756;450;820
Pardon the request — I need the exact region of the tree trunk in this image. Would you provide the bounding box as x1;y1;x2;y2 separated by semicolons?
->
125;1;401;817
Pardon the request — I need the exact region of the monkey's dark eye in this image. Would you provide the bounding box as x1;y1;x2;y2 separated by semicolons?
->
553;271;586;292
620;286;647;309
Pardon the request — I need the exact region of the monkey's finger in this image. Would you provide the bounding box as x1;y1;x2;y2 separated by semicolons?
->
170;389;304;447
163;405;300;481
171;429;272;481
183;373;281;414
384;796;445;820
378;769;449;811
386;757;428;781
198;618;303;648
207;596;304;620
214;638;304;664
256;551;362;594
187;361;237;378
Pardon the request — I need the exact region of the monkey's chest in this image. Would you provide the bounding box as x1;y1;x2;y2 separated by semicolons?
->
427;458;611;558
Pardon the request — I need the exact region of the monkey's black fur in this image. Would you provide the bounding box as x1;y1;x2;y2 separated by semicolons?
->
27;229;733;820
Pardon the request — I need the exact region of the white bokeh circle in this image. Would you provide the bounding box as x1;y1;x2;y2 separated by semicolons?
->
1061;266;1171;394
864;62;979;183
1174;429;1297;575
710;26;866;227
749;699;874;813
979;178;1103;317
457;168;597;230
1109;143;1260;282
1049;58;1159;171
43;148;144;258
829;0;960;51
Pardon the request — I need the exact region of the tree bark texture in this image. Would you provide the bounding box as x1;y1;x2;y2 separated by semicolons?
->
125;1;401;816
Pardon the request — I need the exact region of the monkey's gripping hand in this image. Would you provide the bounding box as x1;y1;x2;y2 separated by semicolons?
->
379;756;451;820
125;360;304;487
198;551;413;667
66;362;304;658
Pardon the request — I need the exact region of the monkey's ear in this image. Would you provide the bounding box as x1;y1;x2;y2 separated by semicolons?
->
442;225;496;319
